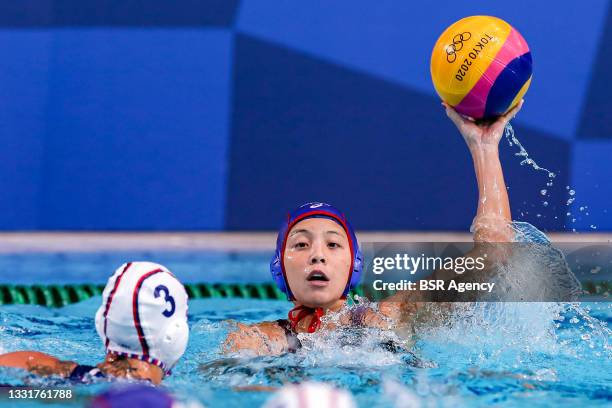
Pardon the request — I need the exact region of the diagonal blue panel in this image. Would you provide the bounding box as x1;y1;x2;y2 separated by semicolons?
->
569;141;612;231
227;34;570;231
0;32;51;229
39;29;232;230
237;0;609;140
577;4;612;139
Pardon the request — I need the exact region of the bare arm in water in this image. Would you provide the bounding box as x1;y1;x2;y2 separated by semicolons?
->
0;351;77;377
0;351;164;384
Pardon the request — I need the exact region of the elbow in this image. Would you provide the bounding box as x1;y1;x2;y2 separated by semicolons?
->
471;216;514;243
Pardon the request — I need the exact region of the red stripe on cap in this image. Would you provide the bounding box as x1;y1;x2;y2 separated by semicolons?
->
279;210;355;301
107;350;168;373
132;268;163;356
103;262;132;348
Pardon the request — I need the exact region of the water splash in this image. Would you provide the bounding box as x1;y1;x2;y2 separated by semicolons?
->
407;221;608;380
504;123;555;179
504;123;600;231
504;123;558;219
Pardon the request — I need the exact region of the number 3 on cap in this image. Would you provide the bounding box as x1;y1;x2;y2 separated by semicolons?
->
154;285;176;317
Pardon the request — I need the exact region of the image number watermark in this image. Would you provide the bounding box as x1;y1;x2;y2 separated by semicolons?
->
6;388;73;400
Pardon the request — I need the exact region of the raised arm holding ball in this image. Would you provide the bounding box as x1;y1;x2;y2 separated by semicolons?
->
223;15;529;356
222;99;524;356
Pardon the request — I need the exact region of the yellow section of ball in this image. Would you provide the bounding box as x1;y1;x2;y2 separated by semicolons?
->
508;76;531;112
430;16;512;107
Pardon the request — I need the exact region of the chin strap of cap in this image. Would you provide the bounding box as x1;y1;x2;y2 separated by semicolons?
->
288;305;325;333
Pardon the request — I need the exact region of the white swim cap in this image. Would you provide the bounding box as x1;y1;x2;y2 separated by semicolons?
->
263;382;356;408
95;262;189;374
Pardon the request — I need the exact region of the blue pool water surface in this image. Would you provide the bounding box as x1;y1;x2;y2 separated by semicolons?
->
0;252;610;407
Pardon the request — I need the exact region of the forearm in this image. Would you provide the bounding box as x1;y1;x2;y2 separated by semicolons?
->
469;144;513;242
0;351;76;377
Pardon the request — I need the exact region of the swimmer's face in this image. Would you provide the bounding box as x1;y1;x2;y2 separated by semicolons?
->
283;218;352;309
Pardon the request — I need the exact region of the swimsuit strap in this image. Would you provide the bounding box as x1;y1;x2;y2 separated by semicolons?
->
350;305;369;327
288;305;325;333
68;364;105;383
276;319;302;352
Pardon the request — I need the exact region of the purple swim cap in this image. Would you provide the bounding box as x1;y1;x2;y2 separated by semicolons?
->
270;202;363;300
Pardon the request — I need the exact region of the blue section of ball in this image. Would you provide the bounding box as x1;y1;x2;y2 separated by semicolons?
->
484;52;532;118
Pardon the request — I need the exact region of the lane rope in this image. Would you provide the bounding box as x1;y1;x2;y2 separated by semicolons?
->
0;283;606;307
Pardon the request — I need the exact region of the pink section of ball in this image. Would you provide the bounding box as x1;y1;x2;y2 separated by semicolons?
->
453;29;530;118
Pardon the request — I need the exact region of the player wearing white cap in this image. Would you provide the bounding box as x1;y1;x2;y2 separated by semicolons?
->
0;262;189;385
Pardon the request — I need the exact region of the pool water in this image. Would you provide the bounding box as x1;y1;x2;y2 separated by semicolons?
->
0;295;610;407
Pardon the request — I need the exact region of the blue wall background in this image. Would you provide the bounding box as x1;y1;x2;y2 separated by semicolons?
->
0;1;610;231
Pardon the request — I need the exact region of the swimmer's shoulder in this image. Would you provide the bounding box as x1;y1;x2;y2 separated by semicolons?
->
223;321;289;355
234;320;287;337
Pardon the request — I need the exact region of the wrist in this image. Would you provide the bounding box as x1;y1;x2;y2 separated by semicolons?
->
469;143;499;157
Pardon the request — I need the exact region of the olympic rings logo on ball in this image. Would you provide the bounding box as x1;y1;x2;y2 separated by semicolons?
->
445;32;472;63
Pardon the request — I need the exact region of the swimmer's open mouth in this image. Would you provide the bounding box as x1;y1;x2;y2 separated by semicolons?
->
307;270;329;282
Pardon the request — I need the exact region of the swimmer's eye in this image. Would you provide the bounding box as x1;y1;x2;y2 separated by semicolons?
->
328;242;341;249
293;242;309;249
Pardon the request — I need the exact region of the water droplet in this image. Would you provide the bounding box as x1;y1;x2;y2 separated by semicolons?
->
566;186;570;190
503;125;555;177
570;317;579;324
572;218;576;223
543;201;548;207
546;182;553;187
590;225;597;230
581;333;591;341
567;198;575;205
540;189;547;196
566;212;571;216
536;214;542;218
569;190;575;196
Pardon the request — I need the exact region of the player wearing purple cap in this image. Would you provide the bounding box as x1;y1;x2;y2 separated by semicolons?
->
224;101;523;355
